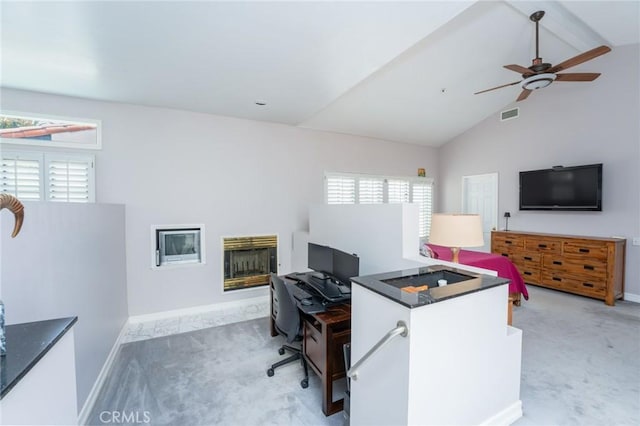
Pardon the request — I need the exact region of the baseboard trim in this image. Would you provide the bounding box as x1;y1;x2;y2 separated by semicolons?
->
128;295;270;324
480;400;522;425
77;319;130;425
624;292;640;303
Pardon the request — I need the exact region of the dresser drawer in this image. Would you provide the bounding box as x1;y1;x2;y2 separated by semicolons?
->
543;255;607;278
519;267;541;284
541;271;606;297
525;238;562;253
563;241;609;260
512;252;541;266
492;234;524;250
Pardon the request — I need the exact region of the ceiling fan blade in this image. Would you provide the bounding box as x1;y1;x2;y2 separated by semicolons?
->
547;45;611;73
554;73;601;82
504;64;532;75
474;81;521;95
516;89;532;102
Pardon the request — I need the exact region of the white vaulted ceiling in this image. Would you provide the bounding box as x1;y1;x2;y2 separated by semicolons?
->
1;1;639;147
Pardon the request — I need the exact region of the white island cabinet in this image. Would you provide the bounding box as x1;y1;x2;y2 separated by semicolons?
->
350;266;522;426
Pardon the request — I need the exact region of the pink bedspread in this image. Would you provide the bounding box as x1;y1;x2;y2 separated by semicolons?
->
427;244;529;300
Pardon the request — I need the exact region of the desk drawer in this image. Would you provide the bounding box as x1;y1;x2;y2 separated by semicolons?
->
304;320;324;374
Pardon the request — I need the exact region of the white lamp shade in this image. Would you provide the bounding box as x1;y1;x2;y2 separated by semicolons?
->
429;214;484;248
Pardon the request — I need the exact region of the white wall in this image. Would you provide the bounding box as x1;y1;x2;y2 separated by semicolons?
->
0;202;128;413
438;44;640;297
0;88;439;315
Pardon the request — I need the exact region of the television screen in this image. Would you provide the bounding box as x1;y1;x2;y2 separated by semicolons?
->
308;243;333;275
519;164;602;211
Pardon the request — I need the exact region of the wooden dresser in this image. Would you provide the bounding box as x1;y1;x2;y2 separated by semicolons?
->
491;231;626;306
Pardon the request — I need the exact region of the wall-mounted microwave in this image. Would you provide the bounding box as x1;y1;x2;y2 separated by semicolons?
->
155;227;202;266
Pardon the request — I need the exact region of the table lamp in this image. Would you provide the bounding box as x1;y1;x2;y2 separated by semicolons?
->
504;211;511;231
428;214;484;263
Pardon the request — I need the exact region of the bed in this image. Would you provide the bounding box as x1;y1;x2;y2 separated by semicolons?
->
426;244;529;304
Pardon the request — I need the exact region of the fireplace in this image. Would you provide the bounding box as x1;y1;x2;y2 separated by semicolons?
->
223;235;277;291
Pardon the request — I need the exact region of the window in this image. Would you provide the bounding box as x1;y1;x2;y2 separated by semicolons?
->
325;172;434;238
1;150;95;202
1;111;101;149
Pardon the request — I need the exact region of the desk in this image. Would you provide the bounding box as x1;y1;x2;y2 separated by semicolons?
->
269;277;351;416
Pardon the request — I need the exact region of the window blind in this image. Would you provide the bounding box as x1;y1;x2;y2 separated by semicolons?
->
47;159;93;202
358;178;384;204
325;172;434;240
326;176;356;204
412;181;433;237
0;155;41;200
387;179;410;204
1;150;95;203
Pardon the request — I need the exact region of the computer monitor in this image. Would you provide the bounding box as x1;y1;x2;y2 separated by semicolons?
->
332;248;359;286
308;243;332;277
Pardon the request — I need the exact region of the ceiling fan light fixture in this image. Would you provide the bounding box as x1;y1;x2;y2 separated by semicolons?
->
521;73;556;90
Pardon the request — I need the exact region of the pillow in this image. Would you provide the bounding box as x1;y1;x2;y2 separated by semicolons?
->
420;244;438;259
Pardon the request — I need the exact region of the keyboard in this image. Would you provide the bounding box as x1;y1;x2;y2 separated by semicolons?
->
291;285;313;301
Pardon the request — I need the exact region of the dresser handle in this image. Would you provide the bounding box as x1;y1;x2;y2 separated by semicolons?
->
505;240;512;245
584;265;595;271
524;256;532;261
552;277;562;282
538;244;547;248
524;272;532;276
582;283;594;288
553;261;562;265
501;253;509;257
579;248;590;253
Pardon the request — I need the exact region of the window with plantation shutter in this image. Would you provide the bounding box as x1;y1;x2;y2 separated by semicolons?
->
325;172;434;240
412;181;433;238
358;178;384;204
46;156;94;202
326;175;356;204
0;150;95;203
387;179;410;204
0;152;41;200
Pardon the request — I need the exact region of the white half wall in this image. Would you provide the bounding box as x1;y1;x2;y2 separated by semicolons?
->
307;203;425;275
0;88;439;316
0;202;128;413
438;44;640;296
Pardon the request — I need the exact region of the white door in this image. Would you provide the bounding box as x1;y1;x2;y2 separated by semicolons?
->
462;173;498;252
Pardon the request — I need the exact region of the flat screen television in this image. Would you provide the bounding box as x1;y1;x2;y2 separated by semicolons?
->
519;164;602;211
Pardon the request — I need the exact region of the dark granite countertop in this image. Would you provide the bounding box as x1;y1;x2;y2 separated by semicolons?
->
1;316;77;399
351;264;509;308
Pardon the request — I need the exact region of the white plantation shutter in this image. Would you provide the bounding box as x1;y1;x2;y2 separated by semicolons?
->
0;150;95;202
412;181;434;238
326;175;356;204
0;153;42;200
47;156;94;202
359;178;384;204
387;179;410;203
325;172;433;240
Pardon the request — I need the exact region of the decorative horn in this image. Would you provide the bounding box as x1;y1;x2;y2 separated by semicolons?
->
0;194;24;238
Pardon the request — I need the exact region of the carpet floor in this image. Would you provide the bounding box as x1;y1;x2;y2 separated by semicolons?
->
87;286;639;425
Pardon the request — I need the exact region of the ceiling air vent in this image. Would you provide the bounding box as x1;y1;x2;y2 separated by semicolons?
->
500;107;519;121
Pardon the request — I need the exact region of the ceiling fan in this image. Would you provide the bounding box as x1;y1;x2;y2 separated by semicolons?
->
475;10;611;102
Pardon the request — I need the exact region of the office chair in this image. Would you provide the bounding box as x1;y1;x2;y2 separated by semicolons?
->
266;274;309;389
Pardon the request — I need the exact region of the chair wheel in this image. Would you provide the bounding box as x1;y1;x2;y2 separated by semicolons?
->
278;347;285;355
301;379;308;389
267;368;274;377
